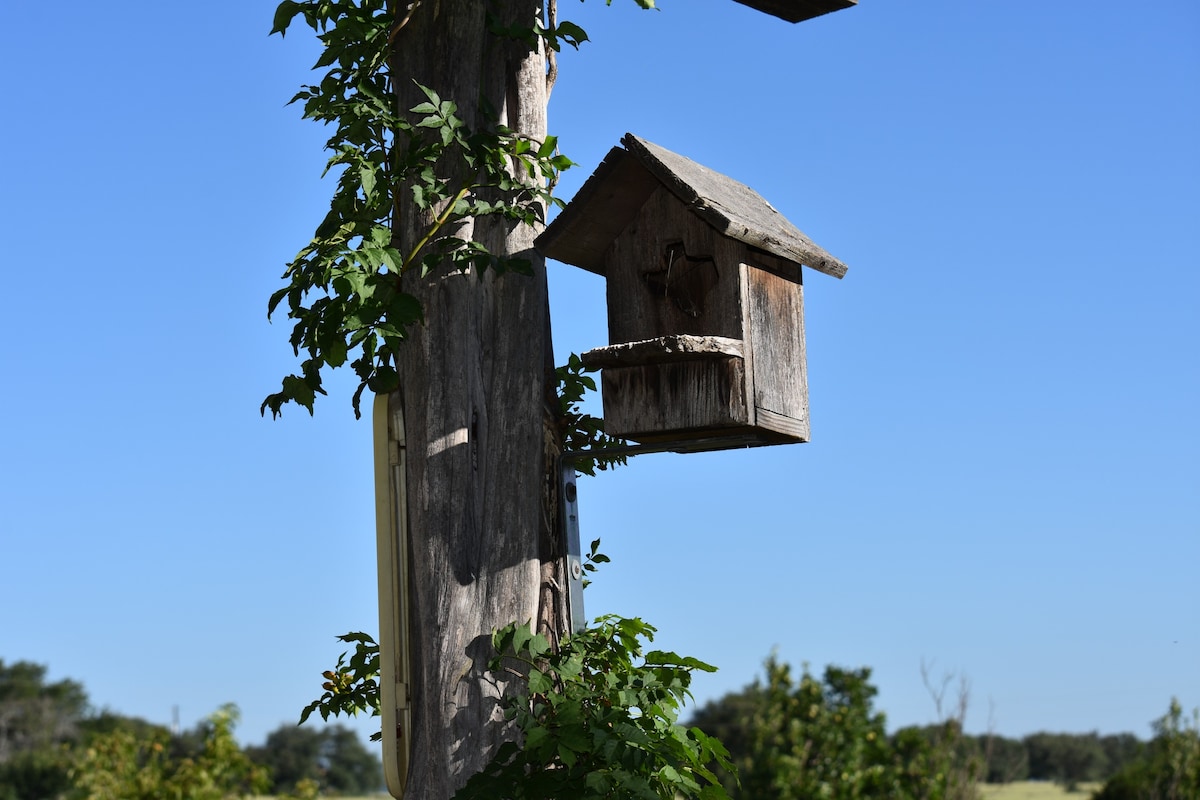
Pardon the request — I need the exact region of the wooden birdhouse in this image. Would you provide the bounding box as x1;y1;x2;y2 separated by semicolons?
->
731;0;857;24
536;134;848;453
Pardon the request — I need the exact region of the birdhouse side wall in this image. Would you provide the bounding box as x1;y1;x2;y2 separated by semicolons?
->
603;185;746;346
741;262;810;441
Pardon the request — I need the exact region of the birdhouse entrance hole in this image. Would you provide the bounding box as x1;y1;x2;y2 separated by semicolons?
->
643;241;719;319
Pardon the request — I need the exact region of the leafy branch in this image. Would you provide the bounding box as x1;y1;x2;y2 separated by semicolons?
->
556;353;628;476
264;1;575;419
454;616;734;800
299;631;382;740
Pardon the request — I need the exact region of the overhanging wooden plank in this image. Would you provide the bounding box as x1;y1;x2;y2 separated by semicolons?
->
731;0;857;24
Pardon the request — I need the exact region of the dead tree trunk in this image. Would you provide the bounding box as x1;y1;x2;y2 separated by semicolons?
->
389;2;564;796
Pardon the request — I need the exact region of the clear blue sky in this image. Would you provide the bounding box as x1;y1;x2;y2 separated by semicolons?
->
2;0;1197;750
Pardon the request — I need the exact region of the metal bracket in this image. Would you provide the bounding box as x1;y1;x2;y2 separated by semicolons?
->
559;461;586;634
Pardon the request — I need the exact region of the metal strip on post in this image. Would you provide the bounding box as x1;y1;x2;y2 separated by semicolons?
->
373;393;412;798
560;462;586;633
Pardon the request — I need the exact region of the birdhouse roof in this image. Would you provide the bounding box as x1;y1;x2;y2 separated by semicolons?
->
536;133;848;280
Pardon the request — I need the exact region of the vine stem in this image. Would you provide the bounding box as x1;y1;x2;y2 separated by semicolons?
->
402;186;471;272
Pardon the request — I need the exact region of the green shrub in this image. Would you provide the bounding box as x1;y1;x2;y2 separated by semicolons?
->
69;704;269;800
1093;699;1199;800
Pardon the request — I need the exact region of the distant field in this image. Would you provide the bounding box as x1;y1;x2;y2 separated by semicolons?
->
981;781;1102;800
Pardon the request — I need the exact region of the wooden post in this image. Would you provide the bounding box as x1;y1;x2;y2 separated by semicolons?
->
385;2;566;797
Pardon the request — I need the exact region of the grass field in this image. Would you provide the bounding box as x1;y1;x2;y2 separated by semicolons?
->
980;781;1102;800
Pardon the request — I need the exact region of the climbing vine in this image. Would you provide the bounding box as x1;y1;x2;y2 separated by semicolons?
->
457;616;733;800
263;0;653;419
300;545;734;800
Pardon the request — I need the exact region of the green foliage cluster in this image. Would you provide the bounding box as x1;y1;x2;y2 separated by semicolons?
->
861;727;1145;789
1093;699;1200;800
264;0;658;418
299;631;382;739
454;616;732;800
0;659;384;800
1022;731;1118;788
70;705;269;800
692;664;1200;800
555;355;627;476
0;660;90;800
689;657;981;800
246;723;383;796
300;547;730;799
263;0;619;418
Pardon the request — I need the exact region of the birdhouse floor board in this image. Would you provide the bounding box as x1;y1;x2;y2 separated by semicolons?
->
581;335;744;370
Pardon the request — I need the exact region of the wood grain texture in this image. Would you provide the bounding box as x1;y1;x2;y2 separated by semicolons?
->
537;135;849;280
580;334;744;369
600;357;749;438
390;3;565;797
622;134;848;279
604;185;742;346
743;262;810;441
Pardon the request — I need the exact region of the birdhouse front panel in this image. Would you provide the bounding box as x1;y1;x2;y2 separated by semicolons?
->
598;352;750;443
603;185;744;346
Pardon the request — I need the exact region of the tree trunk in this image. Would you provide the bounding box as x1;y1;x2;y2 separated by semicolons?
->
390;2;563;797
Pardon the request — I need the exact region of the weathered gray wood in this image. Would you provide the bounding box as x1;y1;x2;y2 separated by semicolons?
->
623;135;848;279
755;407;808;440
604;184;742;346
600;357;749;439
390;4;566;798
536;135;848;280
581;334;744;370
535;148;658;275
742;262;810;442
731;0;857;24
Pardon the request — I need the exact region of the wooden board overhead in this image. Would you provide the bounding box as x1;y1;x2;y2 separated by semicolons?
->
536;133;848;280
731;0;857;24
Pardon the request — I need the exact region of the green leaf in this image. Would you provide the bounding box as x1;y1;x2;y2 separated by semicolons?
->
360;164;377;198
368;366;399;393
387;293;423;326
414;82;441;107
528;669;552;694
554;21;589;49
282;374;315;412
325;337;348;367
271;0;300;36
512;623;532;655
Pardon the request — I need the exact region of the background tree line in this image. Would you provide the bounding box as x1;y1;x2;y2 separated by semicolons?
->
686;657;1199;800
4;655;1195;799
0;659;382;800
